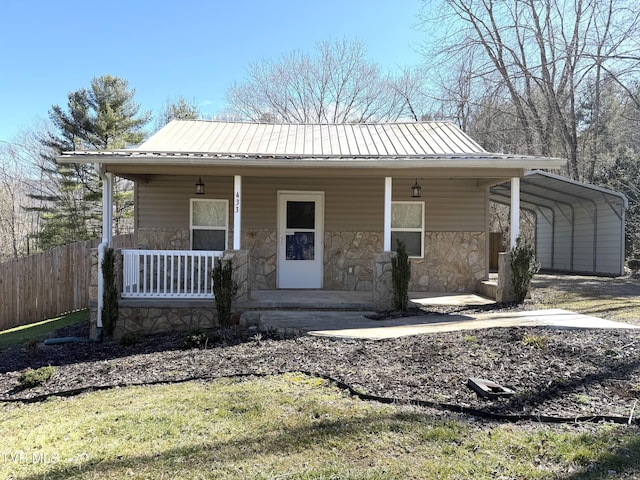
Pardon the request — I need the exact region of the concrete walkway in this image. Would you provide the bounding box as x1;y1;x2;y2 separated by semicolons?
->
251;308;639;340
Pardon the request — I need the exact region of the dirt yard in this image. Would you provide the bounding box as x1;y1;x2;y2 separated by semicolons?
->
1;273;639;422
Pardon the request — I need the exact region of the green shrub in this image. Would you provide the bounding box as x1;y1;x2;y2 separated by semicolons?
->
120;331;142;346
510;237;540;303
19;366;57;388
522;334;547;349
212;257;238;327
101;247;119;337
183;329;213;349
391;240;411;312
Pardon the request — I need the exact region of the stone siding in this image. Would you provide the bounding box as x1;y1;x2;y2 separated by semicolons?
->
324;231;381;291
412;232;486;292
222;249;250;302
373;251;395;311
497;251;517;302
115;303;218;338
243;230;277;290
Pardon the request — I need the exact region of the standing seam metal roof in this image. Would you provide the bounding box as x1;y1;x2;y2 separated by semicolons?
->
137;120;487;157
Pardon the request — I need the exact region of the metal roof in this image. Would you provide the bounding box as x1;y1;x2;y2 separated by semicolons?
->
58;120;567;172
137;120;487;157
490;170;628;210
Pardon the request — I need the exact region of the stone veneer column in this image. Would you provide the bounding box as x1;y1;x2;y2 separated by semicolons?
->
223;249;251;302
497;251;516;302
373;251;396;311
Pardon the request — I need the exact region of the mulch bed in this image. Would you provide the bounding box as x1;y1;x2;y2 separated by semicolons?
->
2;307;640;422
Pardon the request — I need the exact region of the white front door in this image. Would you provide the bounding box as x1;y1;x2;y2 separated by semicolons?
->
277;191;324;288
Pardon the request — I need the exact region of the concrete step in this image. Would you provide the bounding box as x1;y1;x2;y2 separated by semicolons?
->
477;280;497;300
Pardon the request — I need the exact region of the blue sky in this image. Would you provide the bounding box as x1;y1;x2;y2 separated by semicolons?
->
0;0;427;143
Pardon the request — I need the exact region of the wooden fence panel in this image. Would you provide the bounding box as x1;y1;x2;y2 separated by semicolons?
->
0;234;133;331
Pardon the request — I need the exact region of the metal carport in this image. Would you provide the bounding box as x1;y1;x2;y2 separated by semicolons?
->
490;170;628;276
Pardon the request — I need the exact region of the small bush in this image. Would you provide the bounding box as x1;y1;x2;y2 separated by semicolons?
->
120;332;142;346
183;330;213;349
212;257;239;327
102;247;119;338
510;237;540;303
19;366;56;388
522;334;547;350
392;240;411;312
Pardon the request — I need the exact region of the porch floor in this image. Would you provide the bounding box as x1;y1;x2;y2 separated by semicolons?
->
237;290;495;311
119;290;495;311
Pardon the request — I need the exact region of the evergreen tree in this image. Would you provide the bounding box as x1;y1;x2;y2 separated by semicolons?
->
154;96;200;131
33;75;151;249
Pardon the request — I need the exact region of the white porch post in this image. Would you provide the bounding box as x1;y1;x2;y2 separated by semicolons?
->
384;177;392;251
510;177;520;248
96;164;114;330
233;175;242;250
103;172;113;246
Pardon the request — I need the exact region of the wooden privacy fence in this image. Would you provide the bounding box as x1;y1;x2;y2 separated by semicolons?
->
0;234;133;331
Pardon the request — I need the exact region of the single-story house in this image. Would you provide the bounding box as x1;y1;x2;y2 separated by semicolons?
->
59;120;566;337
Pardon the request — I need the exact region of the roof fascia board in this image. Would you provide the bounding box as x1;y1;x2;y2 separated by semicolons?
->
57;152;566;170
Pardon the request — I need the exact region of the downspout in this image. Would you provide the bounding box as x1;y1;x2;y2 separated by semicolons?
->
95;163;113;337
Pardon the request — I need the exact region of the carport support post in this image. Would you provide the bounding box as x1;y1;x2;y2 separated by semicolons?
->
510;177;520;248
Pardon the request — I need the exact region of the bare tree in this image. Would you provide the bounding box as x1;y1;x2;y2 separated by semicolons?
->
226;39;411;123
422;0;640;182
387;66;433;122
0;134;43;260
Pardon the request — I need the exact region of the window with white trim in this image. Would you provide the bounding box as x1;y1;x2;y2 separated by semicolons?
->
391;201;424;258
190;199;228;251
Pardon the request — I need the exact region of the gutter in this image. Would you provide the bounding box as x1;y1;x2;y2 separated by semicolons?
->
95;163;113;340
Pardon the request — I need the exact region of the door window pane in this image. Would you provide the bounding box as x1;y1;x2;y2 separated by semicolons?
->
286;232;315;260
287;201;315;229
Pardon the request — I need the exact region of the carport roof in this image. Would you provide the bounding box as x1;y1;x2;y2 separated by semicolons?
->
490;170;628;210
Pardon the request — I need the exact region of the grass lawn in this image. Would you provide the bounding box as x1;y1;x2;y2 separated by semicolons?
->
535;290;640;325
1;373;639;480
0;310;88;351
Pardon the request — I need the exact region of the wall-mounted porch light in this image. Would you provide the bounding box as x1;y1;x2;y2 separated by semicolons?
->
195;177;205;195
411;178;422;198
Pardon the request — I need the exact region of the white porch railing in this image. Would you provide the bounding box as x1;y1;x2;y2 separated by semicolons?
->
122;249;222;299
